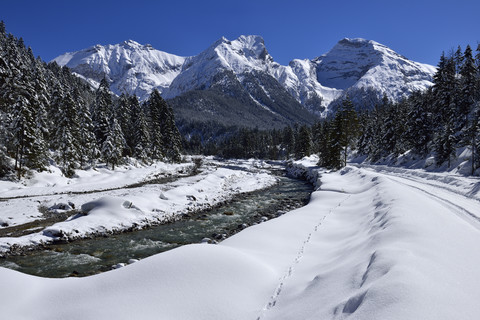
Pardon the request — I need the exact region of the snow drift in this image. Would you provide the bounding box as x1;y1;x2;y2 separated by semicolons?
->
2;159;480;319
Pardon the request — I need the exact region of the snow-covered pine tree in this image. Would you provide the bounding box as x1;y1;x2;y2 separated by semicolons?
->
161;103;183;162
102;117;125;170
316;121;331;166
456;45;476;134
146;89;165;160
405;90;434;156
116;93;133;157
454;45;464;75
52;92;80;176
476;44;480;101
325;117;344;169
92;77;113;147
129;95;151;161
73;88;98;167
4;35;49;175
336;97;359;166
433;54;458;167
365;106;384;162
457;45;478;173
26;55;50;171
0;143;11;177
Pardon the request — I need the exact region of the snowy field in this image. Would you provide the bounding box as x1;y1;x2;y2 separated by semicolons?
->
1;156;480;319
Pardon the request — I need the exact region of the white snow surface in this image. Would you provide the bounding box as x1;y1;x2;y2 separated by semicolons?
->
0;161;194;228
2;157;480;319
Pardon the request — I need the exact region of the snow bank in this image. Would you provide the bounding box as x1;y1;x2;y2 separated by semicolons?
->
0;163;277;253
0;244;277;320
0;160;195;230
0;160;194;198
2;159;480;319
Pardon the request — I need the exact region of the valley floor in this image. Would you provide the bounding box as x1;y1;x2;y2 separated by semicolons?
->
1;156;480;319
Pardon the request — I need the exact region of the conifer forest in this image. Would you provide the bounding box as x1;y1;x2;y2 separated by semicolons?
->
1;20;480;178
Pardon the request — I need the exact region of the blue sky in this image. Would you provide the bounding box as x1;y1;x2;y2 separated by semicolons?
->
2;0;479;66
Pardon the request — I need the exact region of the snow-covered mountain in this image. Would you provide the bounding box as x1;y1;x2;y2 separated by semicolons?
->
314;38;436;102
53;40;186;100
162;35;273;99
53;36;436;122
164;35;315;128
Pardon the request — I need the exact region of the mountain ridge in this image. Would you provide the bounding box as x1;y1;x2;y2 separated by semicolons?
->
53;36;436;128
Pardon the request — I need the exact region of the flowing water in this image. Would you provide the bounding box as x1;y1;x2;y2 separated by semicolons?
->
0;173;313;278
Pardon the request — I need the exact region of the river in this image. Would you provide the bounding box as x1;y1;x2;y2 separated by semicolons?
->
0;172;313;278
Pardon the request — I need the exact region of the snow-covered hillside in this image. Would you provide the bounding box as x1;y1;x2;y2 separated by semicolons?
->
163;35;273;99
53;40;186;100
313;38;437;101
53;36;436;115
2;158;480;319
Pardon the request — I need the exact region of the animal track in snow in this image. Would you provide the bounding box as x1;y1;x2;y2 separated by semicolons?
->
257;194;351;320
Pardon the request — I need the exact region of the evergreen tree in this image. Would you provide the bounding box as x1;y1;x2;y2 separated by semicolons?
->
476;43;480;101
311;121;323;154
316;121;333;167
0;144;11;177
324;118;344;169
282;126;295;157
130;97;151;161
116;93;133;156
454;45;464;74
294;125;313;159
405;90;434;156
335;97;359;166
146;89;165;159
458;45;478;173
102;117;125;170
161;104;183;162
74;88;98;167
52;92;80;176
92;77;113;146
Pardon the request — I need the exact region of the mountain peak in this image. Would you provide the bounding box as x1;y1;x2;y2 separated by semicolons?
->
121;39;142;48
338;37;371;45
53;40;186;100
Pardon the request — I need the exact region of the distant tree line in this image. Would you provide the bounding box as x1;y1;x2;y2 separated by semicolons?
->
2;17;480;177
0;22;182;178
189;43;480;174
355;44;480;174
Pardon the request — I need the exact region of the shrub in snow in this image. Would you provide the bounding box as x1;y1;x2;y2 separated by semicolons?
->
43;228;65;238
48;203;73;213
81;197;136;213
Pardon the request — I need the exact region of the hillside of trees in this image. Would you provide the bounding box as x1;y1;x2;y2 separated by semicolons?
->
2;19;479;178
0;22;182;179
195;44;480;175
